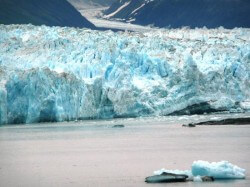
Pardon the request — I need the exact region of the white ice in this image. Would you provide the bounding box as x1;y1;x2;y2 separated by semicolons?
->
154;168;192;178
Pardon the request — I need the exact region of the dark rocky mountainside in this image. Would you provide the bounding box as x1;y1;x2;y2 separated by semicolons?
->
0;0;96;28
69;0;116;7
105;0;250;29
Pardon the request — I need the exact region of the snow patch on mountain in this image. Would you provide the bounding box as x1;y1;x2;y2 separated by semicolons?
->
130;3;145;15
104;1;131;19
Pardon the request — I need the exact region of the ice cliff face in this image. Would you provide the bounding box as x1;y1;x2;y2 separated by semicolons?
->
0;24;250;124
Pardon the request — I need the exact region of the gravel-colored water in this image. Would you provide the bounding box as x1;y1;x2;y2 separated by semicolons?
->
0;114;249;187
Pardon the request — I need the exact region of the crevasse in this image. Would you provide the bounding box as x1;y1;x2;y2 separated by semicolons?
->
0;24;249;125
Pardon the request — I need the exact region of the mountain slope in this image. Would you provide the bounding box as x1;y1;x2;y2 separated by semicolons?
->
0;0;95;28
105;0;250;28
68;0;116;8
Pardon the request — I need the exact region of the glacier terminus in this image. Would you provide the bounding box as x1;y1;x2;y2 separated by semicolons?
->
0;24;250;125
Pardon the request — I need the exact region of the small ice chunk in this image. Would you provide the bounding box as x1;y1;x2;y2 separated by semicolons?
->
193;176;203;182
154;169;192;178
22;34;30;42
192;160;245;179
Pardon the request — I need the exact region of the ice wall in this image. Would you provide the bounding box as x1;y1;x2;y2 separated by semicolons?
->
0;24;250;124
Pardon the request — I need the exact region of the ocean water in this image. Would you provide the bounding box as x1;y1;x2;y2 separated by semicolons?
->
0;113;249;187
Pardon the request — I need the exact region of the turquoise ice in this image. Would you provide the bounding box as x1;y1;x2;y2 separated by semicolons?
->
154;160;245;180
192;160;245;179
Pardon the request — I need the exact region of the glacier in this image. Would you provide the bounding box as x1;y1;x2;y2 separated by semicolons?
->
0;24;250;125
154;160;246;180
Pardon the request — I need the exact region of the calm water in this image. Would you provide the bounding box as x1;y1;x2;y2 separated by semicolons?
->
0;113;250;187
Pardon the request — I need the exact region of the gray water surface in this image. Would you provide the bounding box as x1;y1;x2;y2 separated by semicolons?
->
0;114;250;187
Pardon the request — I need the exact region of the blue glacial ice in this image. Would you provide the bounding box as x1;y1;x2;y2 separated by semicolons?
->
0;24;250;124
154;160;245;180
192;160;246;179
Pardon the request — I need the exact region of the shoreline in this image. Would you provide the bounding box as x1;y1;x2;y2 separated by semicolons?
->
190;117;250;126
1;112;250;127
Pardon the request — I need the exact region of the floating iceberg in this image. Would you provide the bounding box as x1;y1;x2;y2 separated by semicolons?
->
154;169;193;178
154;160;245;181
192;160;246;179
0;24;250;124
